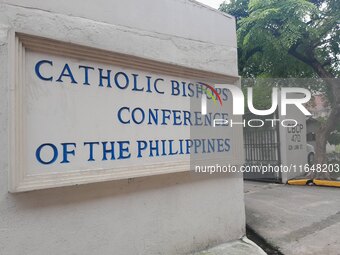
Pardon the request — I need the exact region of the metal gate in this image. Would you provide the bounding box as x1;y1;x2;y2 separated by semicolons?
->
243;111;281;182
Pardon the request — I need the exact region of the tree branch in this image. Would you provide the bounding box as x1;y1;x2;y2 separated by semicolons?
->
245;46;263;60
288;42;338;101
322;59;332;67
288;43;313;65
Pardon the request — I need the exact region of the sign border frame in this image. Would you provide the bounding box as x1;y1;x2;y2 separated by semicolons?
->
8;32;243;192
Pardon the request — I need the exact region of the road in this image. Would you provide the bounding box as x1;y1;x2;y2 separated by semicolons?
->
244;181;340;255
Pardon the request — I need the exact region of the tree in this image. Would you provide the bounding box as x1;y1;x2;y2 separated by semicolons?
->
220;0;340;175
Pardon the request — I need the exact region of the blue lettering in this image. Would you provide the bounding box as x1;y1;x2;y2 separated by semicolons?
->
102;141;116;160
98;68;111;87
132;108;145;124
225;139;231;152
173;110;182;125
187;83;195;97
186;139;193;154
194;112;203;126
194;139;201;153
217;139;224;152
132;74;144;92
181;82;187;97
118;107;130;124
137;140;147;158
117;141;131;159
183;111;192;126
154;78;165;94
35;60;53;81
208;139;215;153
84;142;99;161
61;143;76;163
79;65;94;85
168;140;178;155
36;143;58;165
171;80;180;96
148;109;158;125
114;72;129;89
56;63;77;84
161;140;167;155
149;140;159;157
161;109;171;125
146;76;152;93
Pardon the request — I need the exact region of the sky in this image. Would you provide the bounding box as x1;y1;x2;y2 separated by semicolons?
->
195;0;225;9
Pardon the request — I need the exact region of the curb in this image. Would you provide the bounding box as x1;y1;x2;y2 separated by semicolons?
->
287;179;340;187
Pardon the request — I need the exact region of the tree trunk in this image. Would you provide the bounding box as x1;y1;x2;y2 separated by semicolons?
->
289;47;339;179
313;105;340;179
309;60;339;179
315;129;327;165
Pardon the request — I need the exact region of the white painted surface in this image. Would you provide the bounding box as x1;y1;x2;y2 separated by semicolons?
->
0;1;244;254
0;0;235;45
0;1;237;77
9;39;240;192
0;172;245;255
279;97;308;183
195;0;223;10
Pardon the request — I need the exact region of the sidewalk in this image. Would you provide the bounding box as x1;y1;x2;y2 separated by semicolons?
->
192;237;266;255
244;181;340;255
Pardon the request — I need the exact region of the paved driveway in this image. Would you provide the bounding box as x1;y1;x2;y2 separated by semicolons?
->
244;181;340;255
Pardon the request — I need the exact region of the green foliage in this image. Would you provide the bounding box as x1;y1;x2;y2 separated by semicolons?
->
242;79;276;111
220;0;340;146
335;144;340;153
328;119;340;145
219;0;250;22
329;131;340;145
219;0;340;79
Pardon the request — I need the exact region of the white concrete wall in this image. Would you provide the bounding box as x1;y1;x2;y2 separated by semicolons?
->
0;1;244;254
279;102;308;183
0;0;237;77
0;0;236;47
